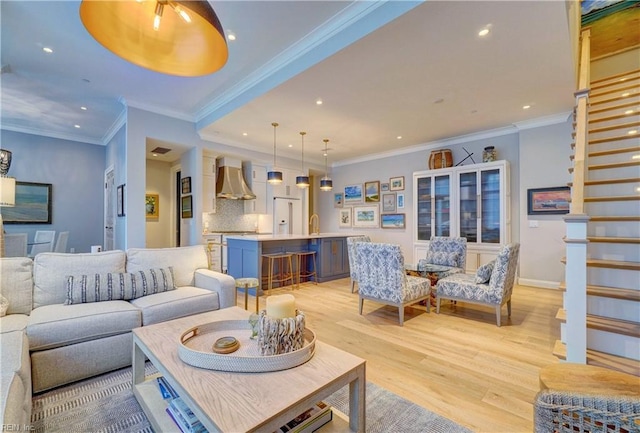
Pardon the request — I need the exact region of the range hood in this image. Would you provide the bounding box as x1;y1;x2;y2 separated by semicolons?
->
216;157;256;200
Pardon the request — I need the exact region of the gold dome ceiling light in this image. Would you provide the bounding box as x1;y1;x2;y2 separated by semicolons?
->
80;0;228;77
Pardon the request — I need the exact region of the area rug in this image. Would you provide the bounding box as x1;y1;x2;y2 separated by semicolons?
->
31;363;471;433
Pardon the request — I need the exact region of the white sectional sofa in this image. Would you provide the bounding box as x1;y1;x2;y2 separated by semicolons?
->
0;245;235;427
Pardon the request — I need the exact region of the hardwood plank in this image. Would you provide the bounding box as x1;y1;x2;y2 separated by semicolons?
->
244;279;564;432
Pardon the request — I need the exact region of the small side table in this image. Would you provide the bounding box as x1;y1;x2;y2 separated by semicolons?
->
235;278;260;313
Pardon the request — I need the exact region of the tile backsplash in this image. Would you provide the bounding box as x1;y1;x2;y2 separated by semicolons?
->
203;199;258;232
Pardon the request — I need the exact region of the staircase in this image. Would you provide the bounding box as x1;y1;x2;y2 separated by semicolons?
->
557;60;640;376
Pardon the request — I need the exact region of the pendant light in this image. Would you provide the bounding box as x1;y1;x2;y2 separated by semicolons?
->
267;122;283;184
80;0;228;77
295;131;309;188
320;139;333;191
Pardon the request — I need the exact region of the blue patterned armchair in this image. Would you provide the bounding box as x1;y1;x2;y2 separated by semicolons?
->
354;242;431;326
436;243;520;327
418;236;467;279
346;235;371;293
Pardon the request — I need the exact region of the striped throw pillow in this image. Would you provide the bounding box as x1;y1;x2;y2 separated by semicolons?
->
65;267;176;305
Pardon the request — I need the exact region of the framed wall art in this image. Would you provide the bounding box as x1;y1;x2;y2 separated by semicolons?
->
145;194;159;219
117;184;125;217
338;208;351;227
1;181;52;224
344;184;363;204
181;195;193;219
381;213;406;229
181;176;192;194
389;176;405;191
334;192;344;208
381;183;390;192
353;205;379;228
364;180;380;202
382;193;396;212
527;186;570;215
396;193;405;209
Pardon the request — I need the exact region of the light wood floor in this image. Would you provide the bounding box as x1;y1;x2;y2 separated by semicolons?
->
239;278;563;433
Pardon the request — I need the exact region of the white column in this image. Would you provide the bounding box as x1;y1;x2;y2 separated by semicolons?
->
564;214;589;363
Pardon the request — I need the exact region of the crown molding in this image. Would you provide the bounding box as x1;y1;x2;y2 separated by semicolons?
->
0;124;103;145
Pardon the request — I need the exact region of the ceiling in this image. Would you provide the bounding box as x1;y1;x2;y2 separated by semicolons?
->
1;1;577;167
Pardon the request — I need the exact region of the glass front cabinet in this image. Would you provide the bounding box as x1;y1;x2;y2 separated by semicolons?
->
413;160;510;272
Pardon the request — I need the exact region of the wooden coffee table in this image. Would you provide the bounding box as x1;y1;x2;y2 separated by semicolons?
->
132;306;366;432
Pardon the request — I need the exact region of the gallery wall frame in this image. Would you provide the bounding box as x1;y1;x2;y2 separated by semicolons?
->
1;181;52;224
364;180;380;202
338;208;351;227
181;176;192;194
145;194;159;219
382;193;396;212
344;184;363;204
527;186;570;215
389;176;405;191
396;193;405;209
182;195;193;219
334;193;343;208
353;205;379;228
381;213;406;229
117;184;125;217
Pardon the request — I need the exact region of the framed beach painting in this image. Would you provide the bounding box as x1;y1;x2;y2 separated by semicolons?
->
364;181;380;202
389;176;405;191
344;184;363;204
338;208;351;227
1;181;52;224
334;192;344;208
353;205;379;228
527;186;570;215
381;213;406;229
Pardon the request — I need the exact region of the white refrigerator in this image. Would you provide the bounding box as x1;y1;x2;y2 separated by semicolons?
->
273;197;303;235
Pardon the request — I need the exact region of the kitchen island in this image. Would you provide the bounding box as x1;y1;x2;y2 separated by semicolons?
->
226;233;360;290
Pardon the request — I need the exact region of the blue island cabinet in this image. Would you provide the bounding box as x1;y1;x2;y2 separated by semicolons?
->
226;235;351;289
309;237;349;282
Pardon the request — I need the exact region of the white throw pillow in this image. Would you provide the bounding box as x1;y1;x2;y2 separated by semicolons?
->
0;295;8;317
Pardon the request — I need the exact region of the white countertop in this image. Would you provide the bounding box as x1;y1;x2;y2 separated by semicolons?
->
225;233;362;241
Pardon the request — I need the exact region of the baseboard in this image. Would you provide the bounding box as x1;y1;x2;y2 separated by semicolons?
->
518;278;560;290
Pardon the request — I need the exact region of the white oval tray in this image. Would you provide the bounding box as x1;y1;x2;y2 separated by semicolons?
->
178;319;316;372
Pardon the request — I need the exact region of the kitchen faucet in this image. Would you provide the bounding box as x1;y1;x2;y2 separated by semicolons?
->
309;214;320;235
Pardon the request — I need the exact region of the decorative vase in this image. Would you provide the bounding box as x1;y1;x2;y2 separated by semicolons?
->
482;146;496;162
0;149;12;175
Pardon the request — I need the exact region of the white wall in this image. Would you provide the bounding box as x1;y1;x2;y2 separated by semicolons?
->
518;119;573;288
145;159;173;248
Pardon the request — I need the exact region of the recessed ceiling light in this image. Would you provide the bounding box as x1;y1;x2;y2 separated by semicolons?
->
316;99;323;105
622;92;630;97
523;105;531;110
43;47;53;53
478;28;490;37
152;153;159;157
628;130;638;135
227;32;236;41
80;106;87;111
74;124;80;128
625;109;634;115
288;144;293;148
242;132;248;136
396;136;402;140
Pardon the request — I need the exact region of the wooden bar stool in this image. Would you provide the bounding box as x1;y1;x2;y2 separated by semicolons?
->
288;250;318;288
235;277;260;312
261;253;294;293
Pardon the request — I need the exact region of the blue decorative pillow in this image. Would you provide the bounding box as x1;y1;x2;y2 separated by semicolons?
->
474;260;495;284
65;267;176;304
425;251;460;267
